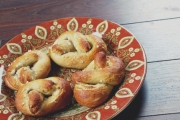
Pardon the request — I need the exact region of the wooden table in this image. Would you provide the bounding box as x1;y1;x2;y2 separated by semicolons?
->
1;0;180;119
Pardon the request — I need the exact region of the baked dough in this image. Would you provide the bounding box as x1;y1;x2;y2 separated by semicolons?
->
49;31;107;69
72;51;125;85
15;77;73;116
72;51;125;107
73;83;113;108
4;50;51;90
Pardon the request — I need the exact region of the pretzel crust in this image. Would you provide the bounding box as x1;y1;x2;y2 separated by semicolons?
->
74;83;113;108
4;50;51;90
72;52;125;85
15;77;73;116
49;31;107;69
72;51;125;107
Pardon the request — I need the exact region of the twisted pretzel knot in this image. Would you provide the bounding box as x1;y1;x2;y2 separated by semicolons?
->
15;77;73;116
72;51;125;85
72;51;125;107
5;50;51;90
49;31;107;69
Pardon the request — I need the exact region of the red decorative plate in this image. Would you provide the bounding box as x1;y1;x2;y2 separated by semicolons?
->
0;17;147;120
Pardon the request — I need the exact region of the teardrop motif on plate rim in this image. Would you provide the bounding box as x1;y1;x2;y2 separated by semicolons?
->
96;20;108;34
125;60;144;71
118;36;134;49
8;113;25;120
85;111;101;120
115;88;134;98
35;25;47;40
0;94;7;102
6;43;22;54
67;18;78;31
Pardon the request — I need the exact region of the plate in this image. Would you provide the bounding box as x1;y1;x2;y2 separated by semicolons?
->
0;17;147;120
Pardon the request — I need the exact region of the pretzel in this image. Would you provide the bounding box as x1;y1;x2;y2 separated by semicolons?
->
49;31;107;69
4;50;51;90
72;51;125;85
72;51;125;107
15;77;73;116
73;83;113;108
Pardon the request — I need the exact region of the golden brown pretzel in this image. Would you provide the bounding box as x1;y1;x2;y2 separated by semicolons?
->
72;51;125;85
72;51;125;107
4;50;51;90
49;31;107;69
73;83;113;108
15;77;73;116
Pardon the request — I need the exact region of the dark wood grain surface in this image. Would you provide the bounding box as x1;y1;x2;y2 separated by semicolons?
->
1;0;180;119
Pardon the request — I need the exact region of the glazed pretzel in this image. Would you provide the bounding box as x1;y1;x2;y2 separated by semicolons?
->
15;77;73;116
49;31;107;69
72;51;125;107
4;50;51;90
